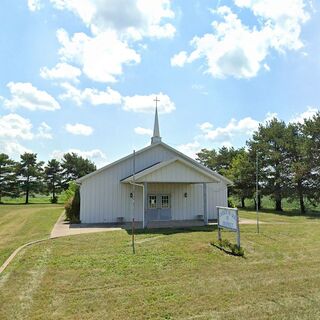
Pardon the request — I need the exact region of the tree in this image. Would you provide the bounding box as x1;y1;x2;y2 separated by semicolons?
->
302;112;320;206
248;119;290;211
16;153;44;204
197;147;243;175
228;150;255;208
0;153;17;203
44;159;63;203
61;153;96;188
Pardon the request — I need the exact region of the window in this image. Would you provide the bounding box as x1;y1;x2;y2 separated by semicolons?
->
161;195;169;208
148;195;157;209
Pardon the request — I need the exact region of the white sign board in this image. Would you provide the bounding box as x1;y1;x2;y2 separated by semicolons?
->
218;208;238;231
217;206;240;248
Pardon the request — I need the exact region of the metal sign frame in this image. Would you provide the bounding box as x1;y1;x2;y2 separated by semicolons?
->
217;206;240;248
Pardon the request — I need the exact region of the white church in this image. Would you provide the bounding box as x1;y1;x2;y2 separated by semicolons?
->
77;106;232;228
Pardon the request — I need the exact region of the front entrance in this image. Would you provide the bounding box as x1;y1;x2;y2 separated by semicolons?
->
147;194;172;222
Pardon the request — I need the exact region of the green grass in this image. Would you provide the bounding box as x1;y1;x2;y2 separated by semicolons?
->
0;204;63;265
0;209;320;319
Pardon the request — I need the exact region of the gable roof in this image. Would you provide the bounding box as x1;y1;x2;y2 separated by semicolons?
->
77;141;232;185
121;157;221;183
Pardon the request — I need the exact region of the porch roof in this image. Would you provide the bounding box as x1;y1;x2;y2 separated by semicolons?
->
121;158;221;184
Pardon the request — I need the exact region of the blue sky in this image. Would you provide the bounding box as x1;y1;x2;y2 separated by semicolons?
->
0;0;319;167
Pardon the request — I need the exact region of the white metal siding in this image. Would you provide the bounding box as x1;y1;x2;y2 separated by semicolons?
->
138;161;213;183
80;144;228;223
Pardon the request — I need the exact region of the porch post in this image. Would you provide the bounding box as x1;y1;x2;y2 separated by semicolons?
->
143;182;148;228
203;183;208;225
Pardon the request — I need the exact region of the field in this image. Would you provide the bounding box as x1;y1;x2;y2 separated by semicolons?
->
0;204;63;265
0;204;320;319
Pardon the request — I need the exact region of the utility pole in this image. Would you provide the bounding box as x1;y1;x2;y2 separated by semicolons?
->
256;152;260;234
132;150;136;254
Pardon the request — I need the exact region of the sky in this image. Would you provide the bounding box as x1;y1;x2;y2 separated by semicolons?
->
0;0;319;167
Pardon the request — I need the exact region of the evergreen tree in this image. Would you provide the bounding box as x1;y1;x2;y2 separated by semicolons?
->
228;150;256;208
248;118;290;211
61;152;96;188
302;112;320;206
44;159;63;203
16;153;44;204
0;153;17;203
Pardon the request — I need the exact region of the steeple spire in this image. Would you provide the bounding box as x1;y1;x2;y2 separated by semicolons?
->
151;97;162;144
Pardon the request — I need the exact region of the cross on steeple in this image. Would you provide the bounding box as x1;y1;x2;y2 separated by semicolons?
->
151;96;162;145
153;96;160;108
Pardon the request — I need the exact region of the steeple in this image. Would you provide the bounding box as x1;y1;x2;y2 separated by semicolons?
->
151;97;162;144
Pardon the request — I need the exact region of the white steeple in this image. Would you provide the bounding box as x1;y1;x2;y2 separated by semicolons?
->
151;97;162;144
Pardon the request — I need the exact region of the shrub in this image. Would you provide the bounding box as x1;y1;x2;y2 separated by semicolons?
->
212;239;244;257
65;186;80;223
60;181;78;203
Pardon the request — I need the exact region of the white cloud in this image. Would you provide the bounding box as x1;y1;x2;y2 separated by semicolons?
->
37;122;53;139
0;113;34;140
50;0;175;40
290;106;319;123
57;29;141;83
134;127;153;136
0;141;32;157
176;141;201;159
65;123;93;136
0;113;34;158
171;51;188;67
200;117;260;142
59;83;122;106
40;63;82;82
3;82;60;111
28;0;41;11
123;92;175;114
172;2;311;78
51;148;108;168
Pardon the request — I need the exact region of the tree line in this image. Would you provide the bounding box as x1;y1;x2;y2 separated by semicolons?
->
0;152;96;204
197;113;320;214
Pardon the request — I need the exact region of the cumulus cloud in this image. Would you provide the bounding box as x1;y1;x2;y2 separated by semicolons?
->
40;62;82;82
290;106;319;124
3;82;60;111
37;122;53;139
0;113;34;140
59;83;122;106
123;92;175;114
0;114;51;158
51;148;108;168
176;141;201;159
200;117;260;142
134;127;153;136
171;1;311;78
50;0;175;39
65;123;94;136
28;0;41;11
57;29;141;83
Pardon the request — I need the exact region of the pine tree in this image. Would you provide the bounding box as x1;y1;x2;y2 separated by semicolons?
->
248;118;290;211
0;153;17;203
44;159;63;203
16;153;44;204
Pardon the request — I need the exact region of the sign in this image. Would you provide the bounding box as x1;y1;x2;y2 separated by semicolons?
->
217;206;240;248
218;208;238;231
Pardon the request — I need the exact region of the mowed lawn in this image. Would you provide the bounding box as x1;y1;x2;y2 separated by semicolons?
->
0;204;63;265
0;210;320;319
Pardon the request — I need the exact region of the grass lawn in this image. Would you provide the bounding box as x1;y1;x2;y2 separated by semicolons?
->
0;209;320;319
0;204;63;266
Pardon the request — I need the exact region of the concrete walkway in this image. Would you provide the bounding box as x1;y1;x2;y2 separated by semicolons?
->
50;212;122;238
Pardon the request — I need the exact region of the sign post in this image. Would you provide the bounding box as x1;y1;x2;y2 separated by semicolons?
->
217;206;240;248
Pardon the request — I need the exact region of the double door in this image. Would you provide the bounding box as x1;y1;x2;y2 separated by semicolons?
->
147;194;171;221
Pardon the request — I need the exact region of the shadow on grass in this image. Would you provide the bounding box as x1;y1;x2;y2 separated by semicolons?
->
240;207;320;219
125;225;217;236
0;202;62;206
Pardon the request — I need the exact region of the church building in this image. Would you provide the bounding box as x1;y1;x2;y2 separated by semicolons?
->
77;106;232;228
